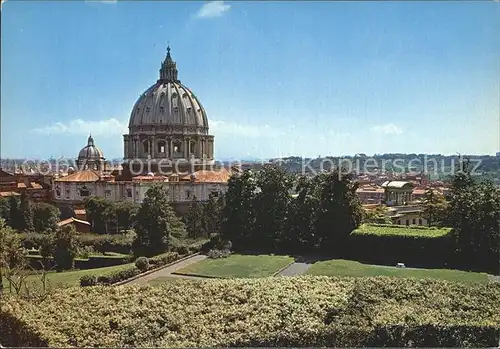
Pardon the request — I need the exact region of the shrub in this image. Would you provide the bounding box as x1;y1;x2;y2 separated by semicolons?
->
149;252;180;269
79;275;97;287
207;249;231;259
135;257;149;272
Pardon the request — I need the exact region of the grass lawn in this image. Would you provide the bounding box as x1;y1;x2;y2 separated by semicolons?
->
2;262;135;292
306;259;489;283
174;254;294;278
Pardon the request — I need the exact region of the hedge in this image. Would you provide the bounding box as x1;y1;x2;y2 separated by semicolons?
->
80;251;180;286
1;277;499;347
348;224;454;268
26;254;131;270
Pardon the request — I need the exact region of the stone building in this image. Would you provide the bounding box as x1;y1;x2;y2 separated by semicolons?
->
122;46;215;175
76;135;106;171
381;180;415;206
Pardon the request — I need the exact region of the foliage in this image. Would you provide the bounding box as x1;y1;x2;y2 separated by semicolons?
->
134;256;149;272
449;159;500;273
51;225;79;271
185;197;204;238
19;192;34;232
352;224;451;238
1;277;499;347
132;184;186;257
83;197;114;234
362;205;392;224
0;197;11;222
202;193;224;237
79;275;97;287
32;202;60;233
207;249;231;259
421;188;449;226
7;196;21;230
148;252;180;269
350;224;453;268
103;200;140;234
0;218;30;294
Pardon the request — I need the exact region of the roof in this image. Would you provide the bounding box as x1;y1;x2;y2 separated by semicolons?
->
57;217;91;227
55;170;101;182
132;175;168;181
0;191;20;197
180;169;231;183
74;209;86;215
381;181;415;189
17;182;27;189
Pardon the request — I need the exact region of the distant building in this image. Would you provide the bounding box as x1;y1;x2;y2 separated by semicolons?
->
381;181;415;206
356;184;385;204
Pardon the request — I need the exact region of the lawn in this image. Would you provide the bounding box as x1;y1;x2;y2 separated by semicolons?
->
352;223;451;238
306;259;489;283
1;262;135;292
174;254;294;278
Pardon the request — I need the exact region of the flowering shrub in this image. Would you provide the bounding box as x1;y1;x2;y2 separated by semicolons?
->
2;277;498;347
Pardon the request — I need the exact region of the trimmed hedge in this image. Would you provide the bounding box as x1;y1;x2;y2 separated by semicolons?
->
26;254;131;270
1;277;499;347
348;224;454;268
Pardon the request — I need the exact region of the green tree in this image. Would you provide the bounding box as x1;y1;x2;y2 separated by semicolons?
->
104;201;139;234
0;197;10;221
449;159;500;273
19;193;34;232
362;205;392;224
0;218;29;294
52;225;79;271
422;188;449;226
252;165;293;252
8;196;21;230
185;196;204;238
84;197;113;234
221;170;257;250
132;184;186;257
32;202;61;233
284;175;321;252
202;193;224;237
315;170;363;255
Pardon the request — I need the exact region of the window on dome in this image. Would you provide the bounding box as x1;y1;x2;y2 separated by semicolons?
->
143;141;149;154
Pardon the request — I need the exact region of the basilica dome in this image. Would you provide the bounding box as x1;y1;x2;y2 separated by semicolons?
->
78;135;104;160
128;47;209;135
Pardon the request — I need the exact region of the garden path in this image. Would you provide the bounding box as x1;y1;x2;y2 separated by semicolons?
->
278;262;312;276
126;254;208;285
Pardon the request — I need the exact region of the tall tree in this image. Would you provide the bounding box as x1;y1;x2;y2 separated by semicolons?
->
421;188;449;227
221;170;257;250
52;225;79;271
132;184;186;257
202;193;224;237
19;192;34;232
103;201;139;234
449;159;500;273
315;170;363;255
252;165;294;252
84;197;113;234
0;197;10;221
8;196;21;230
33;202;61;233
185;196;204;238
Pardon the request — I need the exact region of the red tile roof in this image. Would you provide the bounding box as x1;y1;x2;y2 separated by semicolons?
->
55;170;102;182
181;169;231;183
57;217;91;227
0;191;20;197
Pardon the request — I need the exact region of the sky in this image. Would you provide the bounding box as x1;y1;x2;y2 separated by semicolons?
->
2;0;500;160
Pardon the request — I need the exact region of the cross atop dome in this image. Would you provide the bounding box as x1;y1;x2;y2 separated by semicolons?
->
159;45;179;82
88;134;94;146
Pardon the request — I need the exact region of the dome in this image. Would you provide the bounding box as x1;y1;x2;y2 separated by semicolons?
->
78;135;104;160
128;46;209;135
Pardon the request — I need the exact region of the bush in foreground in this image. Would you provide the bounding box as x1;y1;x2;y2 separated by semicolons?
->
134;257;149;272
1;277;498;347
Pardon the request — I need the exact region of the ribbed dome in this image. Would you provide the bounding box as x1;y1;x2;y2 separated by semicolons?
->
78;135;104;160
128;46;209;134
128;81;209;131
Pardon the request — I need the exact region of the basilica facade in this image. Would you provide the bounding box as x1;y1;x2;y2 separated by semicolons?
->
52;47;230;212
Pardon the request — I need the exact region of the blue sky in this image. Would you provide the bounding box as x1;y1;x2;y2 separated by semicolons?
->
2;1;499;160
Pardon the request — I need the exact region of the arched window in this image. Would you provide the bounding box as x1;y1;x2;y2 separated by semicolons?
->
190;141;196;154
143;141;149;154
173;140;182;153
157;141;166;154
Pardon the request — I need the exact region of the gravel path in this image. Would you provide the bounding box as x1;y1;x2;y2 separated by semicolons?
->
126;254;207;285
278;262;312;276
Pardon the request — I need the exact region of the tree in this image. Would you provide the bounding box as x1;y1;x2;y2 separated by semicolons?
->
284;175;321;253
0;197;10;221
104;201;139;234
185;197;204;238
362;205;392;224
19;192;34;232
132;184;186;257
0;218;29;294
59;204;75;220
33;202;61;233
84;197;113;234
202;193;224;237
8;196;21;230
252;165;294;252
315;170;363;255
221;170;258;250
421;188;449;226
52;225;79;271
449;159;500;273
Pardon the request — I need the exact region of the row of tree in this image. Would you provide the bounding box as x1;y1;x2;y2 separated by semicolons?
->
0;194;61;233
83;197;139;234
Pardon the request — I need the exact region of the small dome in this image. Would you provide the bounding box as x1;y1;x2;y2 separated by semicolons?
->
78;135;104;160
